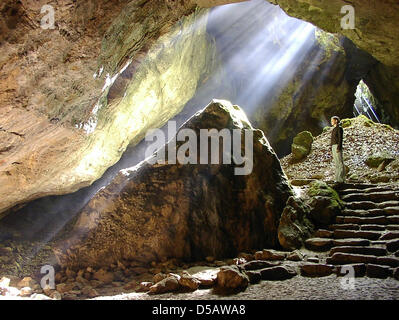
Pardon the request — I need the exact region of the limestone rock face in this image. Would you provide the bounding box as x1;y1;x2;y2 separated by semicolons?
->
53;100;293;269
0;2;215;216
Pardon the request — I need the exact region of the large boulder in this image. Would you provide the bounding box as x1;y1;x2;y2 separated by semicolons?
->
278;196;314;250
53;100;293;269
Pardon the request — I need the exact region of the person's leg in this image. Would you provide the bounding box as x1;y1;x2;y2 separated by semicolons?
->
332;145;342;183
338;150;346;183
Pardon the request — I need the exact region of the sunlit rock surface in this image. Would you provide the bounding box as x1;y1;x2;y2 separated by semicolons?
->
54;100;293;269
0;2;214;215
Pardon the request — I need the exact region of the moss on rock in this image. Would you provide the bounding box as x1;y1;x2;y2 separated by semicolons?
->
291;131;314;161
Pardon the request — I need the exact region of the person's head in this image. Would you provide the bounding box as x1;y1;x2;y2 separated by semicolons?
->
331;116;340;127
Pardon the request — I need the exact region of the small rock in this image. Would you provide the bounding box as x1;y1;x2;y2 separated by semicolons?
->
148;276;180;295
215;266;248;293
337;264;366;277
307;257;319;263
82;286;93;295
153;272;167;284
237;252;254;261
205;256;215;263
245;271;261;284
259;266;297;281
56;282;75;294
366;264;391;279
123;281;137;291
88;288;99;298
178;272;200;292
65;268;76;279
136;282;154;293
17;277;36;289
19;287;33;297
241;260;281;271
300;264;334;277
287;251;303;261
254;249;286;261
93;269;114;284
51;291;62;300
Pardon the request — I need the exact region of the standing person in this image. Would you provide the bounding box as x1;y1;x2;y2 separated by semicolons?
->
330;116;346;183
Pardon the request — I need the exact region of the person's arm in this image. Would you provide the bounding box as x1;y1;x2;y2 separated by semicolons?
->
337;127;343;152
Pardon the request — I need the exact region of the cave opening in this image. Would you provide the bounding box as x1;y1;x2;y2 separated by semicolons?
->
353;80;380;123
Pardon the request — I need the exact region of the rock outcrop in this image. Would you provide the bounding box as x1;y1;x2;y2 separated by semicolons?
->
53;100;293;269
0;3;216;216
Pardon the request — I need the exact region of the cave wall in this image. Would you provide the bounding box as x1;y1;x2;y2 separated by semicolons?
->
0;1;219;215
267;0;399;128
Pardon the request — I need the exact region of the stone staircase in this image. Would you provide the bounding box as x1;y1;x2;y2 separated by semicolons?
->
305;183;399;278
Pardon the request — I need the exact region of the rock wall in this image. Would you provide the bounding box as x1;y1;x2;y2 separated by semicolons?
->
0;2;217;216
54;100;293;269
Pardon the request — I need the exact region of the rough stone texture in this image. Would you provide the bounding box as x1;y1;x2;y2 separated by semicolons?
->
269;0;399;128
148;276;180;295
53;101;293;269
300;264;335;278
215;265;249;293
0;1;214;216
278;196;314;250
259;265;297;281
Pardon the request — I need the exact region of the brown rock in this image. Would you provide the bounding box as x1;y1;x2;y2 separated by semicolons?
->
245;271;261;284
241;260;281;271
123;281;137;291
148;276;180;295
259;266;297;281
153;273;167;284
178;272;200;292
215;266;249;293
93;269;114;284
56;283;75;294
136;282;153;293
17;277;36;289
254;249;287;261
337;264;367;277
393;268;399;280
366;264;391;279
19;287;33;297
305;238;333;251
300;264;334;277
287;251;303;261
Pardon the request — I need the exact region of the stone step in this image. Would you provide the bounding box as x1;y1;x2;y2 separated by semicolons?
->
300;264;335;277
384;207;399;215
333;183;376;191
344;201;379;210
387;215;399;224
329;246;387;256
313;229;334;238
386;239;399;252
341;191;399;203
387;225;399;231
329;224;359;231
378;201;399;209
339;186;395;195
336;264;366;277
326;253;399;267
366;264;393;279
335;216;387;225
305;238;333;251
360;224;387;231
341;209;386;217
333;229;382;240
332;238;371;247
380;231;399;240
